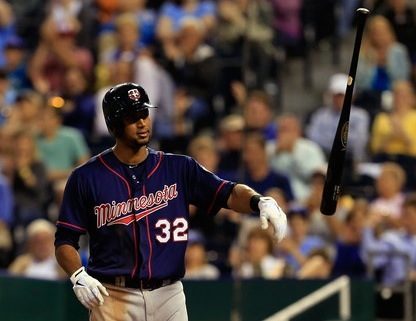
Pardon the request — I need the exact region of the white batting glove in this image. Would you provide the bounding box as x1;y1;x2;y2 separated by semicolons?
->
258;196;287;242
70;266;109;309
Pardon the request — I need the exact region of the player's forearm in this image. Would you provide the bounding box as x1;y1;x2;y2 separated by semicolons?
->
226;183;259;214
55;244;83;276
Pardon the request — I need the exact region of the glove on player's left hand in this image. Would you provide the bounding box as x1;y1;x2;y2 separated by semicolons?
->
70;266;109;309
258;196;287;242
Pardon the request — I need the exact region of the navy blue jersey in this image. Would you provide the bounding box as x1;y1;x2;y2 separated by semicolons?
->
56;148;234;279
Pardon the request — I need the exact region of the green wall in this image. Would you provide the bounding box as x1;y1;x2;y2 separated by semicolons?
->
0;276;374;321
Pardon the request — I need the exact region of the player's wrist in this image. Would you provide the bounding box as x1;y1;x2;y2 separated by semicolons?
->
70;266;86;285
250;194;262;212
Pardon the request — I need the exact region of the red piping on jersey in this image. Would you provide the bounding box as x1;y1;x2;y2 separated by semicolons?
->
207;181;227;214
145;215;153;279
147;151;163;178
56;221;87;232
131;221;139;278
98;154;132;196
143;185;153;279
98;154;140;278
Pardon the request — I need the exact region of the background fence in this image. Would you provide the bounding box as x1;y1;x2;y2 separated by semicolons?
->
0;275;375;321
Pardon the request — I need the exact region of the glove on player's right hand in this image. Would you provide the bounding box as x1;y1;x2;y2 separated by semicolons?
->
70;266;109;309
258;196;287;242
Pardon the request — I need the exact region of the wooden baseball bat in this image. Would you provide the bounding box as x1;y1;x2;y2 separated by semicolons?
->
320;8;370;216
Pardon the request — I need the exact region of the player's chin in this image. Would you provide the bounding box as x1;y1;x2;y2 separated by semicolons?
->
135;136;150;146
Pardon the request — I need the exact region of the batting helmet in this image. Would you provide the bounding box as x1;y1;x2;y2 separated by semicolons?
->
102;82;156;134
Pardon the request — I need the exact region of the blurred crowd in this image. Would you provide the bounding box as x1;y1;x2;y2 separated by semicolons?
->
1;1;416;315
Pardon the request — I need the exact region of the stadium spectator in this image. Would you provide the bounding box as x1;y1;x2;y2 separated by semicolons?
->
162;17;219;134
370;80;416;157
35;103;90;200
361;192;416;287
59;67;96;142
47;0;100;57
231;226;285;279
3;36;32;92
277;208;326;276
380;0;416;77
368;162;407;229
95;12;140;86
267;113;327;203
370;80;416;189
212;1;247;111
3;89;44;135
325;199;368;278
304;167;326;227
296;248;333;279
10;129;51;230
237;0;276;90
216;113;245;182
355;15;411;112
304;167;357;243
28;16;94;95
305;73;370;187
17;0;99;56
242;131;294;200
117;0;157;47
243;89;277;142
156;0;217;58
184;229;220;280
268;0;303;55
7;218;66;280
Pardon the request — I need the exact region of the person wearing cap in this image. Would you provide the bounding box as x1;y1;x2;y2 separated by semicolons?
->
305;73;371;187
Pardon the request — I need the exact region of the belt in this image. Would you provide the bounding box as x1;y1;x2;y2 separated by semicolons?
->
97;275;179;291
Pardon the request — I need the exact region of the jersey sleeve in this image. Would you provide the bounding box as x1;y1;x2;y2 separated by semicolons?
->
56;169;89;234
187;157;235;216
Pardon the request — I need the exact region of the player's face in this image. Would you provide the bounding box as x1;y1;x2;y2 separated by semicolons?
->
120;109;152;147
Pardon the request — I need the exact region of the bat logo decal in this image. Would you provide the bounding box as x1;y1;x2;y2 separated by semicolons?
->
341;121;349;150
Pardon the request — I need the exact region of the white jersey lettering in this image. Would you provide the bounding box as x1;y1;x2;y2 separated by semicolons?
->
94;184;178;228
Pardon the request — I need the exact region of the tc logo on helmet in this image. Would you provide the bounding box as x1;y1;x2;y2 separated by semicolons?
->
128;89;141;101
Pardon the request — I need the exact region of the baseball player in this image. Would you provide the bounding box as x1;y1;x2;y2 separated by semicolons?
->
54;82;287;321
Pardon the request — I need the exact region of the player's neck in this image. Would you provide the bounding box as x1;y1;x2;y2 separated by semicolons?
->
112;144;148;165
